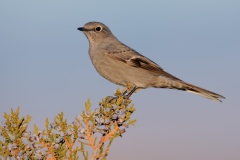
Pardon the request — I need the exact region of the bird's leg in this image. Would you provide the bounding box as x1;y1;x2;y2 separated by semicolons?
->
120;83;133;96
122;89;128;96
108;86;137;103
124;86;137;99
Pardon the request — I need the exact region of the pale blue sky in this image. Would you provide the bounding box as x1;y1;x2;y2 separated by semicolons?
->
0;0;240;159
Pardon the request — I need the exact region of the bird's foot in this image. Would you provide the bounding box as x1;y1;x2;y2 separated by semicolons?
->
121;84;138;99
107;86;137;103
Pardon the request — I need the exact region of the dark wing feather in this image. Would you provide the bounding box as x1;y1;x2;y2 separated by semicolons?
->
106;49;181;81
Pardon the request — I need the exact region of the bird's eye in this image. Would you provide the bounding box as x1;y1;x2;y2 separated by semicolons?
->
95;26;102;32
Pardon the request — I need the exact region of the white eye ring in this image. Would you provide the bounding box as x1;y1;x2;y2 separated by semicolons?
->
95;26;102;32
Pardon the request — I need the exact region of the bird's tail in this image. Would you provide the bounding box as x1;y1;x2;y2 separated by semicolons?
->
180;81;225;102
155;78;225;102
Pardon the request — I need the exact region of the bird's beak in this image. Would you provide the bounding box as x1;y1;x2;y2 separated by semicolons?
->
77;27;86;31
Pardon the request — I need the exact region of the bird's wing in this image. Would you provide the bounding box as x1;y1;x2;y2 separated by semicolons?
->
106;49;181;81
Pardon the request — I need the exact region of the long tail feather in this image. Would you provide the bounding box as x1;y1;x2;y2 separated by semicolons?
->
155;76;225;102
183;82;225;102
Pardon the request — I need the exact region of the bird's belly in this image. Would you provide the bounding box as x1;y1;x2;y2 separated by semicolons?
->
91;55;158;88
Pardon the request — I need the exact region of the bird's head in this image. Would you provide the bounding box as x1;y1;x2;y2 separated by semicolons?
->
78;22;114;44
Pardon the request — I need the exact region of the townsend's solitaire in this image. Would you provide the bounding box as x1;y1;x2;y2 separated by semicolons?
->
78;21;225;102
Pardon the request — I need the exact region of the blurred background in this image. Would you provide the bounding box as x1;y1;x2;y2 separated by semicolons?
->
0;0;239;159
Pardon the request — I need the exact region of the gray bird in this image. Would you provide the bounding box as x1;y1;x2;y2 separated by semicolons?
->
78;21;225;102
